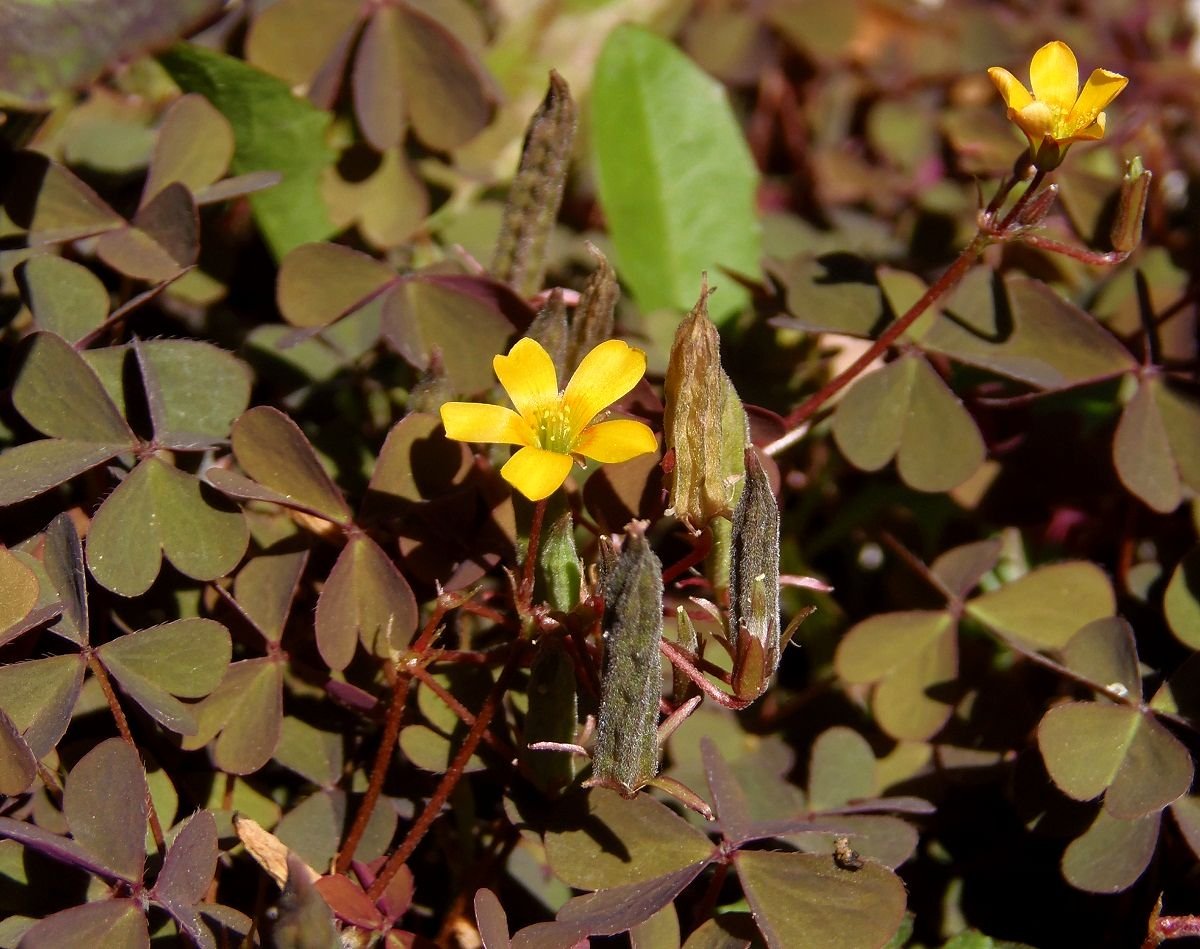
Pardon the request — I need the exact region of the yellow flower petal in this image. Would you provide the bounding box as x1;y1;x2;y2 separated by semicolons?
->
1069;115;1106;142
494;337;559;422
1067;68;1128;131
987;67;1033;112
1029;40;1079;115
440;402;533;446
1014;100;1055;144
563;339;647;436
575;419;658;464
501;445;574;500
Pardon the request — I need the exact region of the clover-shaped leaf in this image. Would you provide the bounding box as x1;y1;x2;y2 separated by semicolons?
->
1114;376;1200;514
832;352;985;492
1038;702;1191;819
1060;809;1160;894
1164;546;1200;650
1059;617;1140;699
16;256;109;343
180;659;284;775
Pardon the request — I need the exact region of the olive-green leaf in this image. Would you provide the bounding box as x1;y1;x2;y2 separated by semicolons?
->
1060;617;1140;699
0;0;219;109
94;183;198;282
43;513;89;646
275;717;344;788
966;562;1116;650
0;655;85;759
0;439;126;508
234;548;309;644
764;254;885;338
17;256;109;343
0;709;37;796
277;243;396;329
807;726;876;812
591;25;760;324
3;154;124;245
17;898;149;949
160;43;337;259
98;618;231;699
63;738;148;882
314;535;418;670
136;340;252;447
832;353;985;492
1164;546;1200;650
1061;809;1159;894
229;406;353;525
924;272;1137;389
86;458;249;597
1113;378;1180;514
180;658;283;775
143;94;234;204
734;850;907;949
930;539;1003;600
12;332;133;444
244;0;363;96
543;789;715;892
1038;703;1192;818
0;547;39;636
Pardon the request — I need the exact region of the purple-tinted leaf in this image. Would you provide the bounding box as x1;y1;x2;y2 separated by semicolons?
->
1060;617;1141;699
193;170;282;205
510;921;587;949
555;861;709;937
702;738;750;843
1061;809;1159;894
822;796;936;816
17;898;149;949
373;863;414;922
3;153;124;244
315;874;383;928
787;814;920;870
0;654;85;758
353;5;407;151
234;548;309;643
930;539;1002;600
734;850;907;949
0;0;219;108
315;535;418;671
0;816;125;881
43;513;89;645
475;888;511;949
95;183;199;282
180;658;283;774
1114;378;1181;513
143;94;234;204
277;242;396;329
0;439;126;508
0;708;38;796
153;811;218;948
64;738;148;882
228;406;353;525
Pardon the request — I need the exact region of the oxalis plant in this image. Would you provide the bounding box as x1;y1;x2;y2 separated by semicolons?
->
1;5;1199;948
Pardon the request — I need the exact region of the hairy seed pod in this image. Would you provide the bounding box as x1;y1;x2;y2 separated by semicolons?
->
663;278;731;530
566;244;618;375
590;525;663;794
729;448;781;700
527;287;569;381
1111;156;1152;254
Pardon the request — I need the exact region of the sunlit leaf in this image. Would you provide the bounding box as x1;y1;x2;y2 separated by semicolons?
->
17;256;109;343
276;242;395;329
966;562;1116;650
322;147;428;249
180;659;283;775
0;547;39;636
1060;617;1140;699
143;94;235;203
95;182;199;282
1164;546;1200;650
592;25;760;323
16;900;149;949
234;548;309;644
136;339;252;447
2;153;123;245
0;655;85;759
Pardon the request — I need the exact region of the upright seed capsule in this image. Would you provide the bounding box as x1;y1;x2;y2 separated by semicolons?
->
1111;156;1152;254
729;448;781;700
589;524;663;795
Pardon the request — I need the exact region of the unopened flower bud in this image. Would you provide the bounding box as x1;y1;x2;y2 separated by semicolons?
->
589;524;663;795
729;448;781;700
527;288;568;381
664;278;735;531
565;244;618;375
1016;183;1058;227
1111;156;1152;254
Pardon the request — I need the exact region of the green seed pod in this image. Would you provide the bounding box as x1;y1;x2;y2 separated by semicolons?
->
491;70;576;297
565;243;618;375
528;287;569;381
663;279;733;531
729;448;781;700
536;510;582;612
590;525;663;795
1111;156;1152;254
672;606;699;707
523;639;579;794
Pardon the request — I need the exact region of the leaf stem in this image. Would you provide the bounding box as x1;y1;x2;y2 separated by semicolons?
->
519;498;549;611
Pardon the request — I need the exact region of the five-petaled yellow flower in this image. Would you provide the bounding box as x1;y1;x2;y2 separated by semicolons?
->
988;41;1128;171
440;338;658;501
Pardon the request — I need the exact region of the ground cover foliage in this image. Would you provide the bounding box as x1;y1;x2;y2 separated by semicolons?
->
1;1;1199;947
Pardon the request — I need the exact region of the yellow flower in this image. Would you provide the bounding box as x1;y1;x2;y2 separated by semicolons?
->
440;337;658;501
988;41;1128;170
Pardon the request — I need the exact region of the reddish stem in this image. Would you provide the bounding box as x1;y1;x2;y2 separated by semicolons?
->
409;665;515;758
519;499;549;611
661;528;713;587
366;644;526;900
86;653;165;852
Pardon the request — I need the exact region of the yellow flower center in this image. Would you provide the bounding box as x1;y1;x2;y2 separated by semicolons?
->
534;400;576;454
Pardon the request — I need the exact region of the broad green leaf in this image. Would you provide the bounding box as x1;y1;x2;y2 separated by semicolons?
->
64;739;148;881
143;94;234;203
543;789;714;891
835;611;957;740
734;850;907;949
86;458;249;597
160;43;338;258
0;439;125;507
966;562;1116;650
398;723;487;774
0;0;218;108
832;353;985;492
229;407;353;524
12;332;133;443
136;340;252;447
234;548;309;643
382;274;527;393
16;900;149;949
0;655;85;759
1164;546;1200;650
17;256;109;342
98;618;231;699
180;659;283;775
276;242;396;329
923;272;1137;389
807;726;876;812
1060;618;1140;699
314;535;418;670
1061;809;1159;894
95;183;199;282
0;547;38;634
592;25;760;323
1038;703;1192;818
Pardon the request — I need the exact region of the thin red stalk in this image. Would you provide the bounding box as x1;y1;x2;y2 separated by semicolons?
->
86;653;165;852
661;528;713;587
1145;916;1200;947
409;665;515;758
659;639;752;710
519;498;549;611
367;644;526;900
